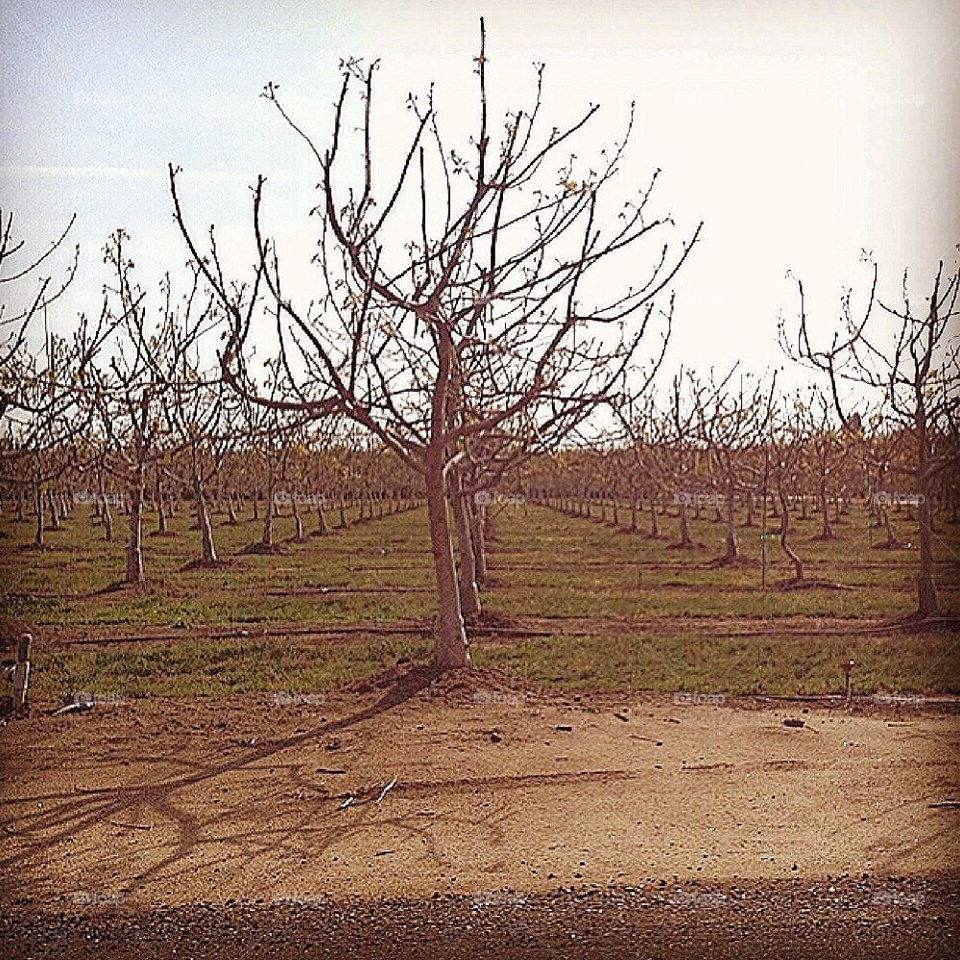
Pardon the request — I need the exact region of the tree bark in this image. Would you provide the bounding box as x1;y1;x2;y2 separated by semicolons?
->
292;495;305;542
261;467;275;547
47;489;61;530
723;479;738;562
102;492;114;542
778;487;803;580
449;468;481;619
315;498;328;536
818;479;834;539
916;436;939;616
471;499;488;586
677;500;693;547
194;475;218;563
125;470;145;584
155;476;168;535
425;450;471;669
33;481;44;549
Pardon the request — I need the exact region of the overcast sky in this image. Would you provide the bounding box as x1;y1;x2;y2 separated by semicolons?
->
1;0;957;387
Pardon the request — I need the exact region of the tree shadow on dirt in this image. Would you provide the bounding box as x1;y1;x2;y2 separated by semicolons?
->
0;664;441;896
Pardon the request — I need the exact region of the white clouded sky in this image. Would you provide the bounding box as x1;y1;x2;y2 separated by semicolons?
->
1;0;957;387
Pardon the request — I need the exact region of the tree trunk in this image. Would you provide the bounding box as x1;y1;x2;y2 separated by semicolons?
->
102;493;114;542
125;472;145;584
194;476;218;563
677;500;693;547
778;487;803;580
47;489;61;530
425;451;471;670
723;480;738;562
155;477;168;535
819;479;834;539
261;469;275;547
881;505;899;546
33;481;44;549
471;499;488;586
916;465;939;617
450;469;481;620
292;495;305;542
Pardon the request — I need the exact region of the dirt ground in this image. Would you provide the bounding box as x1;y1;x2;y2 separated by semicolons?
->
1;667;958;956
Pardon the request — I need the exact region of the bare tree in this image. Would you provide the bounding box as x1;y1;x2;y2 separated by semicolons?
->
782;252;960;617
0;212;78;420
692;370;776;565
136;270;231;566
767;397;808;584
170;21;699;669
87;232;176;584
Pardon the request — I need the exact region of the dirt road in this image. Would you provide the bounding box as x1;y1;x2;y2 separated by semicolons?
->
1;667;957;956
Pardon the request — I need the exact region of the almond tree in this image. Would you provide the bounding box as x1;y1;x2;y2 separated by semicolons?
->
692;370;776;564
0;212;88;539
2;313;110;549
664;370;714;550
87;232;176;584
138;270;232;566
767;397;807;583
783;253;960;617
797;388;843;541
170;22;699;669
608;367;676;539
0;212;78;419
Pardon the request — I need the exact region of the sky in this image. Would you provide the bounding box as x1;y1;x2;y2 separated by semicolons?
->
1;0;958;390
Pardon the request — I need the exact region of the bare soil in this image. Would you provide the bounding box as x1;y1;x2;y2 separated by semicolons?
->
1;668;957;956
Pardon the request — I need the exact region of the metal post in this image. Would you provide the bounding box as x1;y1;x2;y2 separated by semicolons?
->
843;659;854;706
13;632;32;713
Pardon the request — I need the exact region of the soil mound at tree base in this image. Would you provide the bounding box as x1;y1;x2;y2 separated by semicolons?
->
344;661;560;708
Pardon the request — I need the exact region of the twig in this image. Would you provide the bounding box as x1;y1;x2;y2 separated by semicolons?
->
377;777;398;803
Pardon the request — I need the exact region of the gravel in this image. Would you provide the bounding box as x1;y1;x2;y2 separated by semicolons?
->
2;876;957;959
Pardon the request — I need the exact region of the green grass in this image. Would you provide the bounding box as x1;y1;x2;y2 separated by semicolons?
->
476;630;960;696
33;636;429;701
3;498;959;699
29;627;959;702
0;505;436;628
